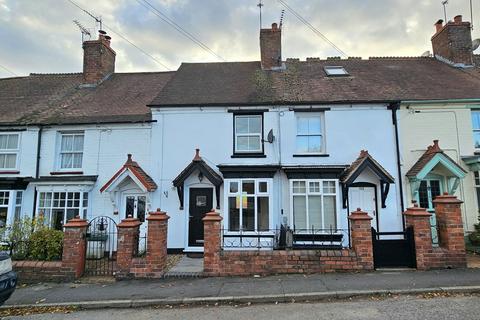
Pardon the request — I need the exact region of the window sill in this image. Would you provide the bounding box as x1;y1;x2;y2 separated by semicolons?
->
293;154;329;157
0;170;20;174
231;154;266;158
50;171;84;175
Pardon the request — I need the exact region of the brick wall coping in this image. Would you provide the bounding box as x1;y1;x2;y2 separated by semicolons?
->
433;193;464;205
118;217;142;228
348;209;372;221
146;209;170;221
13;260;62;268
403;205;432;217
203;211;223;222
64;217;88;228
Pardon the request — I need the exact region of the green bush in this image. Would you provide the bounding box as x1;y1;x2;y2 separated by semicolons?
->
28;229;64;261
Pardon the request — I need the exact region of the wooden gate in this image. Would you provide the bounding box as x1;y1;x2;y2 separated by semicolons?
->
371;227;416;268
84;216;118;276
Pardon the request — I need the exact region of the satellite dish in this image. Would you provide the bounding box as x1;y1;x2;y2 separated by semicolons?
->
472;39;480;51
421;50;431;57
264;129;275;143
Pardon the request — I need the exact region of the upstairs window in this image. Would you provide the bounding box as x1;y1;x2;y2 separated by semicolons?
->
324;66;348;76
472;111;480;149
0;134;19;169
296;113;324;154
234;115;263;153
60;132;84;169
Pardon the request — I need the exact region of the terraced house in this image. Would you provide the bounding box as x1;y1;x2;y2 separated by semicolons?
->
0;15;480;269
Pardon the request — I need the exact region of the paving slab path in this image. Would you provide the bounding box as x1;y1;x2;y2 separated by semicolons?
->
5;268;480;307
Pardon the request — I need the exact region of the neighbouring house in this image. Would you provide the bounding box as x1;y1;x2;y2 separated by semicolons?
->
398;15;480;241
0;14;479;264
0;32;173;231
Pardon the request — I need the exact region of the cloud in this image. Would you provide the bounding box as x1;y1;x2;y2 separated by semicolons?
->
0;0;477;78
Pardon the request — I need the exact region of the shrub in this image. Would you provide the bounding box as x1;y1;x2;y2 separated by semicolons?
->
28;229;64;261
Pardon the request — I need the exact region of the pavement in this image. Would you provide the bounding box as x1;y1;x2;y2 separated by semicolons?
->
5;295;480;320
4;268;480;309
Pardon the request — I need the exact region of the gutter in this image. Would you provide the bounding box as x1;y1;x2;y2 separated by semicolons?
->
401;98;480;105
32;125;43;219
389;102;406;227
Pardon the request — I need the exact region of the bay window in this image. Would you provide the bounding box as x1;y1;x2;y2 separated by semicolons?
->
291;179;338;231
226;179;271;232
38;191;89;230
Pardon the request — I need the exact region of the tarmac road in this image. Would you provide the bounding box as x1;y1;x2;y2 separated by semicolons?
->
5;294;480;320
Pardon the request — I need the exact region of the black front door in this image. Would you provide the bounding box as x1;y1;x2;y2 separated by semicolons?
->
188;188;213;247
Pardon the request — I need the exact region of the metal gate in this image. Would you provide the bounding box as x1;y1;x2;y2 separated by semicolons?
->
371;227;416;268
84;216;118;276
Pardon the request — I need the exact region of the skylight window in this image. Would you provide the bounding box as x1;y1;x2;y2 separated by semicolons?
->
324;66;349;76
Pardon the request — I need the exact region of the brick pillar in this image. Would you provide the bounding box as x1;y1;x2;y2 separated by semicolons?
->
348;209;374;270
203;211;223;275
62;216;88;279
433;193;467;267
403;203;432;270
146;209;169;273
117;217;141;277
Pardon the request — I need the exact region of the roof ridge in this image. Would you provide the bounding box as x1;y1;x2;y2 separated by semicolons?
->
368;56;432;60
29;72;82;77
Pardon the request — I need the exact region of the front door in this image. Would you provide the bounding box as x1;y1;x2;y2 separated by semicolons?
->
124;194;147;235
188;188;213;247
349;186;378;231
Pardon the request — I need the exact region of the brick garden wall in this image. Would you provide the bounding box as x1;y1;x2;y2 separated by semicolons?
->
203;209;375;276
13;261;75;284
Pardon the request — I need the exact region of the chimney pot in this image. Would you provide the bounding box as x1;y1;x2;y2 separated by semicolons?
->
272;23;278;30
454;15;462;24
435;19;444;32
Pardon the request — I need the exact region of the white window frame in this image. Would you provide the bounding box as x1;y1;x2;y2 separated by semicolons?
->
472;110;480;150
0;133;20;170
37;191;89;229
234;114;263;153
57;132;84;170
224;178;273;234
295;112;325;155
289;179;339;231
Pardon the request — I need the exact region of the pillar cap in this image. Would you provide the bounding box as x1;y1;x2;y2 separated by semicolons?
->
403;202;432;217
64;215;88;228
203;210;223;222
432;193;464;205
118;216;142;228
146;208;170;221
348;208;373;221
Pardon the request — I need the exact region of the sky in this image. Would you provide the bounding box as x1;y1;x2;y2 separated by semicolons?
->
0;0;479;78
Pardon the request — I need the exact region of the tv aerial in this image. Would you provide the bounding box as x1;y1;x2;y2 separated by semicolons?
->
73;20;91;43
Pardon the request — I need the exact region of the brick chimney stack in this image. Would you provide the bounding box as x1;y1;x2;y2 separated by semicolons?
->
431;15;473;66
82;30;116;85
260;22;282;70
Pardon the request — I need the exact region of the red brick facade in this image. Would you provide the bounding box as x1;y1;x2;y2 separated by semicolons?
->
404;194;467;270
203;210;374;276
13;261;74;284
431;15;473;65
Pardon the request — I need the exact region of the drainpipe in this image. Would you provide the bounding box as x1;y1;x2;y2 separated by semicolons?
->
390;102;406;228
32;125;43;219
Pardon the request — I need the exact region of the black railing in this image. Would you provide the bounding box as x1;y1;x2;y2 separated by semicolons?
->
222;227;281;249
290;226;349;249
221;225;349;250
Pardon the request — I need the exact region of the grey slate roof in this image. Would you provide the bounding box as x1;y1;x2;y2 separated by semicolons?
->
0;72;174;125
149;57;480;107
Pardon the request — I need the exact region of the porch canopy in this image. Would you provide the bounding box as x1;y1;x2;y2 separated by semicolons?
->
406;140;467;198
100;154;157;193
173;149;223;210
340;150;395;208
